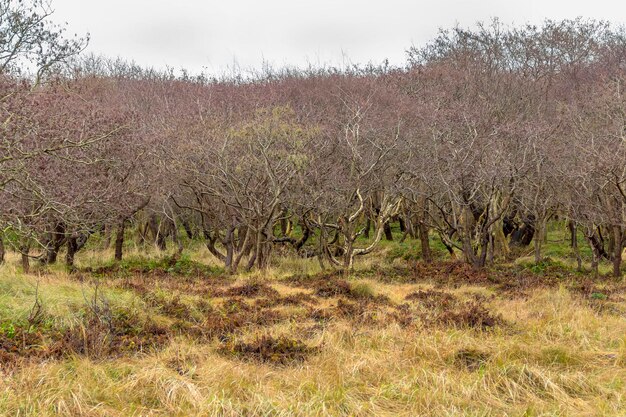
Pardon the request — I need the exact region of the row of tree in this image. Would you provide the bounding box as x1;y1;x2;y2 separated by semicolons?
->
0;8;625;276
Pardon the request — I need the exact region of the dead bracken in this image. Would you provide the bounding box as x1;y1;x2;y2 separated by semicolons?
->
454;348;491;371
435;301;503;329
255;292;318;308
315;279;353;298
219;335;320;365
405;289;458;308
0;313;170;369
214;282;280;298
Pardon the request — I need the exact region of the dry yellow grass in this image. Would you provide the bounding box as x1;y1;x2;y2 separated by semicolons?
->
0;249;625;416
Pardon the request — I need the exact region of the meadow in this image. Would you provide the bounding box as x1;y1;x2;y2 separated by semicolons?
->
0;225;624;417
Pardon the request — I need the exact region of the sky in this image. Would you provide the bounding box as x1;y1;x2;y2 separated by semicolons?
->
49;0;626;76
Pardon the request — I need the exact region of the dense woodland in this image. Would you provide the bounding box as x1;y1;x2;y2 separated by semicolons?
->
1;3;625;277
3;3;626;415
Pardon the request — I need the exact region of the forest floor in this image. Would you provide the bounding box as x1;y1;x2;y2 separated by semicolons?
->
0;233;625;416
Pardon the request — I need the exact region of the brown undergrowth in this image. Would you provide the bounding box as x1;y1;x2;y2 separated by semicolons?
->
1;260;622;372
219;335;320;365
1;257;625;416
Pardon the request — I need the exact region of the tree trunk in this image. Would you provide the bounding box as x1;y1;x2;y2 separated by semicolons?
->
384;222;393;241
137;221;147;245
418;221;432;262
156;231;167;251
573;241;583;272
46;247;59;264
398;217;406;233
232;233;252;273
182;219;194;240
246;229;262;271
533;216;547;264
224;227;235;271
280;217;289;236
147;214;167;250
439;230;457;260
156;217;167;251
608;227;615;262
345;198;399;269
237;226;248;251
612;226;622;278
317;220;339;270
102;224;112;250
66;236;78;271
534;234;542;264
294;219;311;251
476;236;489;268
489;194;509;260
114;221;126;262
0;236;4;264
343;234;355;269
203;229;225;262
568;221;578;249
399;211;415;243
42;223;66;265
171;221;183;258
20;243;30;274
317;224;328;270
460;206;477;265
588;230;609;260
587;233;600;278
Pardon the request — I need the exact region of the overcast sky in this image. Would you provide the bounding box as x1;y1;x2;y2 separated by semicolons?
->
49;0;626;76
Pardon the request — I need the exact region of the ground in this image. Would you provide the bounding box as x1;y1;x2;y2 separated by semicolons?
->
0;226;625;416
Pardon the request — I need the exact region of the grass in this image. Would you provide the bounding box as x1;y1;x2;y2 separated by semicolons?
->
0;230;625;416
